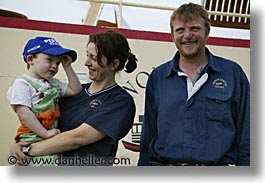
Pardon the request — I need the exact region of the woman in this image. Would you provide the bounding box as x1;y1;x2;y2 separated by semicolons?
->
11;30;138;166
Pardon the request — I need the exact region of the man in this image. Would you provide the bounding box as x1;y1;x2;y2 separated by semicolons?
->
138;3;250;166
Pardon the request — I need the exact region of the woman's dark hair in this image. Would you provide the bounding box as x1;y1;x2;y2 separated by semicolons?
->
87;30;137;73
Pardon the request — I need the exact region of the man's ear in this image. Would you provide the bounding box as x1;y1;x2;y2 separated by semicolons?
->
111;59;120;71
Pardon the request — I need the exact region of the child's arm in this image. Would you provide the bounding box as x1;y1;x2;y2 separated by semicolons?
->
13;105;60;139
61;54;82;97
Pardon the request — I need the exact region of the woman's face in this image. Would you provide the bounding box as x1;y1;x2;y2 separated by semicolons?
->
84;43;115;82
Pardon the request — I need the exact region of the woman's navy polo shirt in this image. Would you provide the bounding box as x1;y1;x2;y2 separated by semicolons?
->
58;83;136;166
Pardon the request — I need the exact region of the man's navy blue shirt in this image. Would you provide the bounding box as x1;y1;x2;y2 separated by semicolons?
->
138;48;250;166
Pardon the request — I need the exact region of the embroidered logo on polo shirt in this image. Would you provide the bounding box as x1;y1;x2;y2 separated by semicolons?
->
213;78;227;88
89;99;102;109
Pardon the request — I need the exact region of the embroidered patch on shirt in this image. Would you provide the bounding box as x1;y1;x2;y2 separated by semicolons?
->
89;99;102;109
212;78;227;88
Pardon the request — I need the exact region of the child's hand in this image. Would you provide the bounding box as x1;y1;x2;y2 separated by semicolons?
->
44;128;61;139
61;54;72;68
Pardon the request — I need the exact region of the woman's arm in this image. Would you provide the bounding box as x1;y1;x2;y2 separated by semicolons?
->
29;123;106;156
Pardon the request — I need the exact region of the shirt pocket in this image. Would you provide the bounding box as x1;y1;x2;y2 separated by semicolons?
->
205;93;232;122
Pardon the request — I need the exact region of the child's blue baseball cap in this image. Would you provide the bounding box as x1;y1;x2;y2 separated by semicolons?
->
23;36;77;62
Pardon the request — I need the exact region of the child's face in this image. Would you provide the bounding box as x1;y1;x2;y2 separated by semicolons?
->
27;53;61;80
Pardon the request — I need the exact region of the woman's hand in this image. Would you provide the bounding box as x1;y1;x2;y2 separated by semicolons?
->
10;141;30;166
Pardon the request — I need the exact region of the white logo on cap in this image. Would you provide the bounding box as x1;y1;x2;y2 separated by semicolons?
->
44;39;60;46
27;45;41;53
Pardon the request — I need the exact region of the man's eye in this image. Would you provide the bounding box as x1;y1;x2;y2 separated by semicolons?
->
191;27;201;31
175;28;183;33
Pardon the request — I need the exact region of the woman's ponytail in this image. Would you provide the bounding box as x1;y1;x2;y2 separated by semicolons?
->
125;53;138;73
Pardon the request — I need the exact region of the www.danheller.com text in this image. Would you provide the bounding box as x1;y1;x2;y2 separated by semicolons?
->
8;155;131;166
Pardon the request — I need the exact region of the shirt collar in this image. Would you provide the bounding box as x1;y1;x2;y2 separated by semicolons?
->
166;47;222;78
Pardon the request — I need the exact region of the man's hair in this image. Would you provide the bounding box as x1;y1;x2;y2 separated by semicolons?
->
170;2;211;35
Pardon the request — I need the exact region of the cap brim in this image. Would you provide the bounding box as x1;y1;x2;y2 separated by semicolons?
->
42;48;77;62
